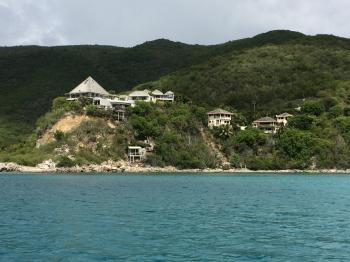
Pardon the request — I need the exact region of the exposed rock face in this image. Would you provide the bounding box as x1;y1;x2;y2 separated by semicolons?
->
36;160;56;170
0;163;20;172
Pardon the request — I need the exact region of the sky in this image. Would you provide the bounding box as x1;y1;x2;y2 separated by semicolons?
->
0;0;349;47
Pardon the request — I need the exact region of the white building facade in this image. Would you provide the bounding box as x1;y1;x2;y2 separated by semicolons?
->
66;77;175;112
207;109;233;128
276;113;293;126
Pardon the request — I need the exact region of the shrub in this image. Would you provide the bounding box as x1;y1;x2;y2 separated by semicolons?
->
85;104;99;116
276;129;315;160
235;128;266;149
329;106;343;118
245;156;281;170
56;156;75;167
343;107;350;116
322;97;338;111
54;130;65;141
334;117;350;133
302;101;325;116
288;115;313;130
230;154;242;168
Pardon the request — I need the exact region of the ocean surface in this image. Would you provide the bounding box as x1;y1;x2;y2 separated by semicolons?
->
1;173;350;261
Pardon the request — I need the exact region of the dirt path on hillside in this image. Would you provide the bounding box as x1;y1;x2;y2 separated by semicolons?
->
200;127;229;165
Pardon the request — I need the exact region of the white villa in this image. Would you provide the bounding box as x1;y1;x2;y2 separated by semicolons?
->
128;146;146;162
151;90;175;102
207;108;233;128
128;90;155;102
253;117;278;134
276;112;293;126
66;77;175;122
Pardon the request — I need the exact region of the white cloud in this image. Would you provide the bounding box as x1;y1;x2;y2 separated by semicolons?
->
0;0;349;46
0;0;66;45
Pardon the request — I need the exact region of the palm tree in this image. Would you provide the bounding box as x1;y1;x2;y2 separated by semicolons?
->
217;125;234;139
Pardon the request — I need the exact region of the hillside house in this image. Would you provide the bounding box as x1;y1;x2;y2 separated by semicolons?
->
128;90;154;102
66;77;175;115
128;146;146;162
162;91;175;102
150;90;175;102
276;113;293;126
252;117;278;134
128;89;175;103
67;76;110;100
207;109;233;128
151;89;164;100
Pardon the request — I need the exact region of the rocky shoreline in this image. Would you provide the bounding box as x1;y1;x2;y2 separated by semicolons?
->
1;160;350;174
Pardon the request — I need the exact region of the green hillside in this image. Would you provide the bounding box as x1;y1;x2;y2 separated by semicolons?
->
2;30;350;155
0;30;306;125
141;35;350;120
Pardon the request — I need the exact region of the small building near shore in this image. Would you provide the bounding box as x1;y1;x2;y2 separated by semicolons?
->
207;108;233;128
128;146;146;162
276;113;293;126
252;117;278;134
67;76;110;100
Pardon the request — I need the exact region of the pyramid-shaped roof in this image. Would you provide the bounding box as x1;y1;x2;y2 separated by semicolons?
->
69;76;110;96
207;108;233;115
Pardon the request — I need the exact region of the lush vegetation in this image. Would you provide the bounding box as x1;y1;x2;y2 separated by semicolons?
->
0;98;218;169
127;102;217;169
141;39;350;121
210;94;350;169
3;30;350;169
0;30;327;146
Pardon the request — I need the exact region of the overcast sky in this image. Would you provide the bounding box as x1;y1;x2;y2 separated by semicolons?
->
0;0;349;47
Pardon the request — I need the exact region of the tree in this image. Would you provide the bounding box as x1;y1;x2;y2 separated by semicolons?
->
276;129;315;160
235;128;266;149
302;101;325;116
213;125;234;139
288;115;313;130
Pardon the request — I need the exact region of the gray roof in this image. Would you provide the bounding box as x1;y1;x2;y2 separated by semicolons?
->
207;108;233;115
254;117;276;123
276;112;293;117
129;90;150;97
152;89;164;95
69;76;110;95
165;91;174;95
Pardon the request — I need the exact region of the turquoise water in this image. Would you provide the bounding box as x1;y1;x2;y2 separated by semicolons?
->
1;173;350;261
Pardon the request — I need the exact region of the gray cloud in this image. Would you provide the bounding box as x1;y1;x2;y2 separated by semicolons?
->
0;0;349;47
